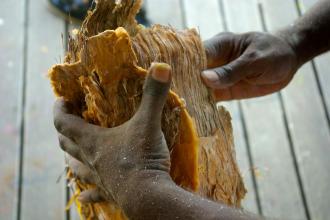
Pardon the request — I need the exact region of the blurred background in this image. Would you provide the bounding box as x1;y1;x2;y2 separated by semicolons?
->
0;0;329;219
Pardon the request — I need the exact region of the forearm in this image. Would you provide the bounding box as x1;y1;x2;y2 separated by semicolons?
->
119;171;261;220
279;0;330;66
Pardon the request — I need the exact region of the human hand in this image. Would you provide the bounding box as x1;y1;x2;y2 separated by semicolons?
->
54;63;173;205
202;32;299;100
67;156;106;203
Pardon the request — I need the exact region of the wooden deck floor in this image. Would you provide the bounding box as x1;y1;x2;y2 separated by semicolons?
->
0;0;329;219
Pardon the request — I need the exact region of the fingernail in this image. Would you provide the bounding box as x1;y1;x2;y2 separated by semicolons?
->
201;70;218;87
150;62;171;83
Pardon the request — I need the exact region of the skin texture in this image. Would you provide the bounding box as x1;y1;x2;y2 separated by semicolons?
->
202;0;330;101
54;63;260;220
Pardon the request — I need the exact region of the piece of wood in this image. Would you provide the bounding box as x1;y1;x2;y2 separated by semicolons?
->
20;1;66;219
223;0;307;219
0;0;24;219
261;0;330;219
182;0;259;213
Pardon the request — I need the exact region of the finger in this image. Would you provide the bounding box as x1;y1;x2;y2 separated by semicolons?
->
202;53;254;89
203;32;240;68
213;79;291;101
78;188;107;204
68;157;95;184
58;134;82;161
53;98;102;143
134;62;172;125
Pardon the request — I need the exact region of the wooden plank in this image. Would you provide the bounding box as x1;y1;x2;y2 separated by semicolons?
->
20;0;67;219
182;0;224;39
222;0;262;33
260;0;330;219
222;0;306;219
182;0;259;213
312;52;330;118
0;0;25;219
241;95;307;219
145;0;184;29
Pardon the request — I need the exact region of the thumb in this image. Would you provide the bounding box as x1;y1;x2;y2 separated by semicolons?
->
134;62;172;125
202;54;252;89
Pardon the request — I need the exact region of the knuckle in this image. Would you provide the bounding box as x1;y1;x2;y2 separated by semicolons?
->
205;32;234;53
245;50;261;60
215;31;234;38
248;31;261;37
245;31;263;40
213;32;235;44
144;79;169;99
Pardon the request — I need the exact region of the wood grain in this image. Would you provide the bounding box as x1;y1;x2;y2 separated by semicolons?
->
20;0;67;219
0;0;25;219
223;0;307;219
261;0;330;219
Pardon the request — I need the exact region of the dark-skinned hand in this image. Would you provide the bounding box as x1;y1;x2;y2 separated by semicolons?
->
67;156;106;203
54;63;172;206
202;31;299;100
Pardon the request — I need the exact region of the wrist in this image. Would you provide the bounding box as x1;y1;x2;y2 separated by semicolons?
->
275;26;307;67
116;170;173;212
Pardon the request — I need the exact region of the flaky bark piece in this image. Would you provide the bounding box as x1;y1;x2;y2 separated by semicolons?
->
50;28;200;219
